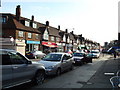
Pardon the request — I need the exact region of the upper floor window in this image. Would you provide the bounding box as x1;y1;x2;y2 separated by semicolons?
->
77;39;79;43
2;17;7;23
51;36;54;41
43;29;49;40
28;33;32;38
33;23;37;28
56;37;59;42
36;34;39;39
63;35;66;42
18;31;24;37
67;36;70;43
25;20;30;27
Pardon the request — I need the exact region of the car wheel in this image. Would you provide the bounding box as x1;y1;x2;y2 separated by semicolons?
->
56;68;61;76
32;71;45;85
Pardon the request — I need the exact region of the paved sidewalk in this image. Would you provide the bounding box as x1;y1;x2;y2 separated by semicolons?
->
82;57;120;88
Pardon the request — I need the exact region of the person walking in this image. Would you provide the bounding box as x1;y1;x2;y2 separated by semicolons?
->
113;49;117;59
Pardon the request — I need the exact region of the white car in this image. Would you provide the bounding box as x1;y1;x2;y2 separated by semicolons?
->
90;50;100;58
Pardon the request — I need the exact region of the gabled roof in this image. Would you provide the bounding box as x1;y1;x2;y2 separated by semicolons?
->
68;33;75;41
2;13;42;34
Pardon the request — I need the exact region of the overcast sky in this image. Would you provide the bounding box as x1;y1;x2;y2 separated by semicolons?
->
1;0;119;46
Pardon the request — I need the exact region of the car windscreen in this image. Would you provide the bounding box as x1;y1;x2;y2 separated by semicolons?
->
73;53;83;57
91;51;99;53
42;54;62;61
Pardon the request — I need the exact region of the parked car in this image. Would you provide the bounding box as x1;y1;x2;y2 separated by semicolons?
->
90;50;100;58
38;52;74;76
72;52;84;65
1;49;45;89
26;51;46;59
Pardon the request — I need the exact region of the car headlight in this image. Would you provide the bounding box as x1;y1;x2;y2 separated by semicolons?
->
45;66;55;69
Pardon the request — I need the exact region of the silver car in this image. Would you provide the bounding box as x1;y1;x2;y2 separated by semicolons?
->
0;49;45;89
38;52;74;76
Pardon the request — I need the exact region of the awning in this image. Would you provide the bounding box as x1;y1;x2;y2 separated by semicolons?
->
42;42;58;48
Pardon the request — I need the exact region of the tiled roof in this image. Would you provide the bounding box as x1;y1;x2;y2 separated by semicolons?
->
2;13;43;34
69;33;75;41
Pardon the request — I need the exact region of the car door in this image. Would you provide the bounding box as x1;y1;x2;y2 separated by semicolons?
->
9;52;35;85
2;52;13;89
61;54;70;71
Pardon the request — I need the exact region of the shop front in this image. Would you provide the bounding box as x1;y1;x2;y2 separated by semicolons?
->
42;41;58;53
26;40;40;52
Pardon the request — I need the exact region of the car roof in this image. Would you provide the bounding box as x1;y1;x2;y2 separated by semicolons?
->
0;49;16;52
49;52;69;55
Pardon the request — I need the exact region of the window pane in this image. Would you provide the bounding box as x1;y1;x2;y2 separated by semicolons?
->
19;31;23;37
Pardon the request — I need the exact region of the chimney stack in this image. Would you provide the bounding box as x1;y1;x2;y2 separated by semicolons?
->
31;15;34;21
46;21;49;26
58;25;60;30
71;31;74;34
16;5;21;21
65;29;68;33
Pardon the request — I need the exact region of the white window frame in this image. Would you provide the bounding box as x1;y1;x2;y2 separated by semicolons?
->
51;36;54;41
28;33;32;38
25;20;30;27
36;34;39;39
43;29;49;40
18;31;24;37
56;37;59;42
33;23;37;28
63;35;66;42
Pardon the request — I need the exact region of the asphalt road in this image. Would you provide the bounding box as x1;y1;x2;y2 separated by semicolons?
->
8;54;117;89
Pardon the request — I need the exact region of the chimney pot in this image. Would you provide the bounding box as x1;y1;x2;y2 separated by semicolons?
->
16;5;21;21
32;15;34;21
58;25;60;30
65;29;68;33
46;21;49;26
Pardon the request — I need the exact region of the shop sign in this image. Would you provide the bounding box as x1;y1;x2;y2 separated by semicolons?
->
26;40;40;44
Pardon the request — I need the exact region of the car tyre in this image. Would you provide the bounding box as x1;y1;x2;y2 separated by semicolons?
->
32;71;45;85
56;68;61;76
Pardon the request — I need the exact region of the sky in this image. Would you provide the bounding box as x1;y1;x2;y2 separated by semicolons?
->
1;0;119;46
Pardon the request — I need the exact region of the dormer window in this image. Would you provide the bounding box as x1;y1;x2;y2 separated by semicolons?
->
1;16;7;23
33;22;37;28
43;29;49;40
25;20;29;27
63;35;66;42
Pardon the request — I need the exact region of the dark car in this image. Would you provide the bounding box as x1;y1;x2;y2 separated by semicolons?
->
72;52;92;65
26;51;46;59
1;49;45;89
72;52;84;65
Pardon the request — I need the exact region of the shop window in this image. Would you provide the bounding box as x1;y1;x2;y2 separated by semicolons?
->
28;33;32;38
18;31;24;37
51;36;54;41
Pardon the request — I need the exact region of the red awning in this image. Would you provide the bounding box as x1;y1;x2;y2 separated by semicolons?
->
42;42;58;48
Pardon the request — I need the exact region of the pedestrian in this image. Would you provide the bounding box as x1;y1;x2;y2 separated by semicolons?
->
113;49;117;59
